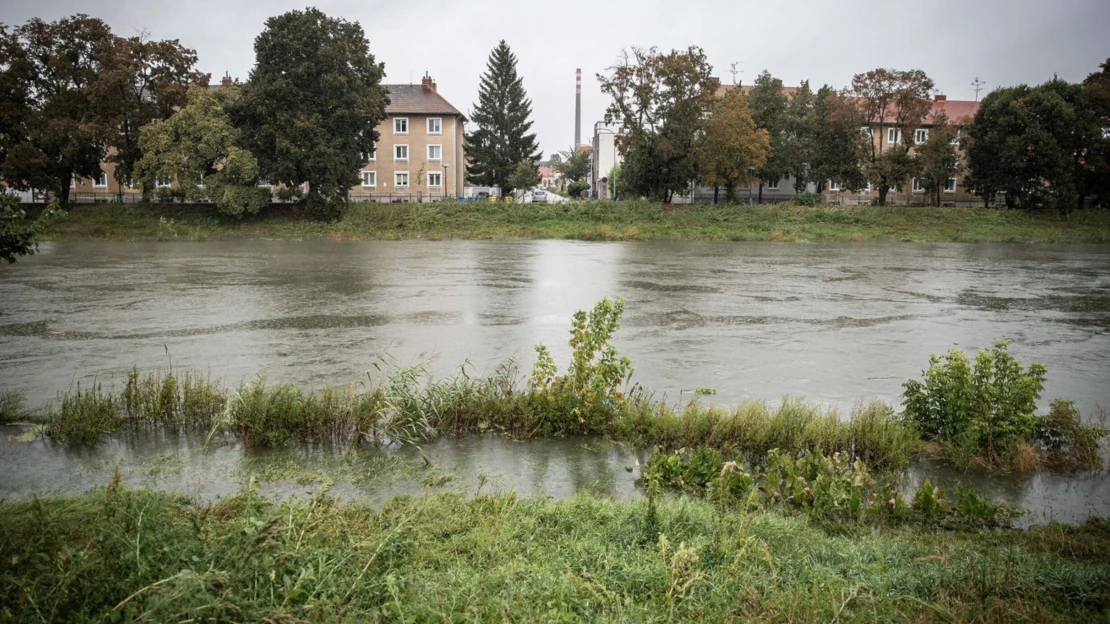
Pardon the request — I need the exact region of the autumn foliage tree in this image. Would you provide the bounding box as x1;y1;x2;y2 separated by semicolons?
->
851;69;934;205
914;111;960;206
698;91;770;202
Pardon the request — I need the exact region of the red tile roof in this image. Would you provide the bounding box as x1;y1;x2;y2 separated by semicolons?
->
384;84;465;118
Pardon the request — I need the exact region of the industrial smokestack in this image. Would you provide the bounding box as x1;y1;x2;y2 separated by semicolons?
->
574;68;582;148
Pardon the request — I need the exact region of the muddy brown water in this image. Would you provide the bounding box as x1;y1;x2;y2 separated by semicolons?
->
1;240;1109;524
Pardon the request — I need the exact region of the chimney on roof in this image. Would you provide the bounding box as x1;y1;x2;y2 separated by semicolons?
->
221;72;234;87
934;94;947;102
421;72;437;92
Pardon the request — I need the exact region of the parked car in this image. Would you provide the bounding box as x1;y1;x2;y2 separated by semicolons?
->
532;189;549;203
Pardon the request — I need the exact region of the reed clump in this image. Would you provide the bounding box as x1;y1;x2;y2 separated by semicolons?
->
0;483;1106;622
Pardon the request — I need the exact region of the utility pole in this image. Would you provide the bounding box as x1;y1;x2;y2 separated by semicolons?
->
971;77;986;101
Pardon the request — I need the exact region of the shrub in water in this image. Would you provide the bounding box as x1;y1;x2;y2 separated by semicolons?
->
902;339;1046;456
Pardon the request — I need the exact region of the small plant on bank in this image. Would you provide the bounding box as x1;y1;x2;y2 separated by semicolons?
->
902;339;1106;470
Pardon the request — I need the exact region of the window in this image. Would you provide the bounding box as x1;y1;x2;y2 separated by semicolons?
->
123;175;133;189
428;171;442;187
394;117;408;134
887;128;901;144
258;179;272;188
828;180;841;191
365;146;376;162
156;176;172;188
950;129;960;145
394;172;409;188
766;179;779;191
70;176;77;188
889;185;898;194
93;170;108;188
863;182;871;193
427;144;442;160
361;171;376;187
912;178;924;192
860;126;872;138
944;178;957;193
914;129;928;144
197;174;205;189
394;144;409;161
427;118;442;134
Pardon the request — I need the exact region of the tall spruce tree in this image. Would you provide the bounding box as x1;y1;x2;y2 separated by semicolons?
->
466;41;540;192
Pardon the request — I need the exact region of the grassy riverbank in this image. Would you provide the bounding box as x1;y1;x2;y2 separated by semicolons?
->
37;201;1110;243
1;484;1107;622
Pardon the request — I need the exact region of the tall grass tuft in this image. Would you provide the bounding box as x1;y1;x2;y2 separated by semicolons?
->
0;389;29;424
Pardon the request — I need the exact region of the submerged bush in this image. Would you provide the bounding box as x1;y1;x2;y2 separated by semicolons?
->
902;340;1106;470
642;447;1016;528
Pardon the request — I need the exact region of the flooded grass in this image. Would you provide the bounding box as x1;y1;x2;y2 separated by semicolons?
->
0;482;1107;622
38;201;1110;243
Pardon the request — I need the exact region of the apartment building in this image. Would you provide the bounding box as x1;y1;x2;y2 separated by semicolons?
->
354;75;467;202
64;73;466;203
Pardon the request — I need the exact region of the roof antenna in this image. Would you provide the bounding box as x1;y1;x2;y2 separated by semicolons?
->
971;77;986;101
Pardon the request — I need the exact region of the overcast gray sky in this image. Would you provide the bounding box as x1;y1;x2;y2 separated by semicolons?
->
3;0;1108;158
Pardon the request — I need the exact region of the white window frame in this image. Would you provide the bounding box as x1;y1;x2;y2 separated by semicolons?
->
944;178;957;193
427;117;442;134
950;129;961;145
258;179;272;188
393;117;408;135
366;146;376;162
92;170;108;188
914;129;928;144
70;176;77;188
863;182;872;193
394;144;409;161
766;178;779;191
361;171;376;188
427;171;442;188
394;172;409;188
828;180;841;191
912;178;924;193
427;144;442;161
156;176;172;189
887;128;901;145
860;126;872;138
889;185;898;194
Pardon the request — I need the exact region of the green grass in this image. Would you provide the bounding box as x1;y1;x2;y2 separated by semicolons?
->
1;483;1107;622
37;201;1110;243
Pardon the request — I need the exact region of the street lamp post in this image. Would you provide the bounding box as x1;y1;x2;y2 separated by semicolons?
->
442;163;449;201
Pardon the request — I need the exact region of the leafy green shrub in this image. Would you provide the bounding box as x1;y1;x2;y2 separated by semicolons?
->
793;192;821;206
1038;399;1108;471
902;339;1046;456
0;389;28;424
529;298;634;434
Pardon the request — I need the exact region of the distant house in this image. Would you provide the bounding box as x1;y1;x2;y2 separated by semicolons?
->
538;166;561;190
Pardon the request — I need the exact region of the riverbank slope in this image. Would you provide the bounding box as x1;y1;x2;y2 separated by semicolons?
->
1;486;1106;622
38;201;1110;243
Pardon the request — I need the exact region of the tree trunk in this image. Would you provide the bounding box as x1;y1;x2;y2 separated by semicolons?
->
758;183;764;204
877;186;888;206
713;186;719;205
58;170;72;206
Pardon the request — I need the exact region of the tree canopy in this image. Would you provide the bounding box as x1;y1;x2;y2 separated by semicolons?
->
747;71;790;199
554;147;590;182
466;41;540;193
598;46;718;201
507;160;541;193
234;8;388;220
698;91;770;202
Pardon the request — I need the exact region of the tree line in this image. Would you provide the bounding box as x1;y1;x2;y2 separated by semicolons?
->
599;48;1110;209
1;10;389;220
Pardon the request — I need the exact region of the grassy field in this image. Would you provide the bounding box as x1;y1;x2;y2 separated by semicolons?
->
1;484;1107;622
37;200;1110;243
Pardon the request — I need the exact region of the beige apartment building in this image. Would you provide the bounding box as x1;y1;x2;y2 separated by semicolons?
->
62;74;466;204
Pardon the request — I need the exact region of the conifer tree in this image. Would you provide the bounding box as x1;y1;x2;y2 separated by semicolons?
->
466;41;540;192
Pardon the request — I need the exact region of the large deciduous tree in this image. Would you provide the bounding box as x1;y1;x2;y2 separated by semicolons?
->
746;71;790;202
97;33;208;198
698;91;770;203
234;8;388;220
809;86;868;192
850;68;934;205
964;79;1096;211
466;41;540;193
554;146;590;183
135;86;270;217
0;15;115;205
507;160;541;194
598;46;717;202
1081;59;1110;207
780;80;815;193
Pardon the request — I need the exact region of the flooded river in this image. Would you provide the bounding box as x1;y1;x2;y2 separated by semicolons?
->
2;240;1109;523
2;240;1109;412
